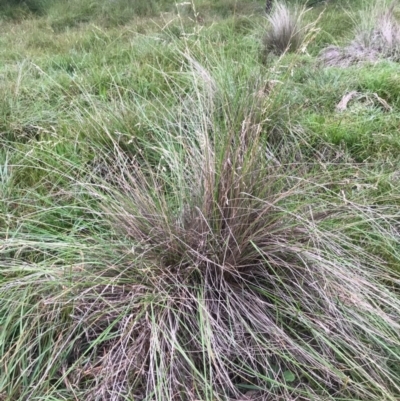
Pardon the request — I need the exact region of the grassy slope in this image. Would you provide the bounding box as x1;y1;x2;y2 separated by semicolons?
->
0;0;399;400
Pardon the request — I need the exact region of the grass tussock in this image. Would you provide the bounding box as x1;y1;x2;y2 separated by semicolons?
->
320;2;400;66
262;2;309;58
0;56;399;401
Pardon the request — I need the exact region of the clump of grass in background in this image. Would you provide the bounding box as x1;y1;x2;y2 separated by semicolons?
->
1;50;399;401
320;1;400;66
262;2;308;58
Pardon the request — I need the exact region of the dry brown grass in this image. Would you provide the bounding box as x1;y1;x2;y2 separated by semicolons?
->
320;2;400;66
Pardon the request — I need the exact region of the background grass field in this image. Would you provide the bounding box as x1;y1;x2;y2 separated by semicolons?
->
0;0;400;400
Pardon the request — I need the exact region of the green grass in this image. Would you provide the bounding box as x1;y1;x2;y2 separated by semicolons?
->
0;0;400;400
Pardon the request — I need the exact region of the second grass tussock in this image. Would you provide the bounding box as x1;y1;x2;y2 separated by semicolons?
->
262;2;307;57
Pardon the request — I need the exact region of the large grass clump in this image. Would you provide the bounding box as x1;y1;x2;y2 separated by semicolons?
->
0;51;399;401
